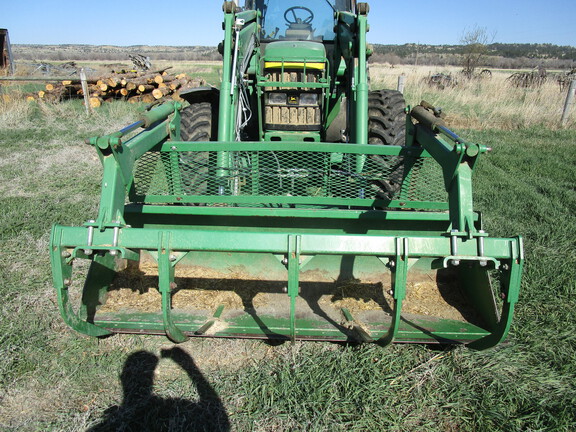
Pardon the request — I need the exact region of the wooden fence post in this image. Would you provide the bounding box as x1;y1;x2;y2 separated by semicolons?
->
80;68;91;115
397;74;406;94
561;80;576;127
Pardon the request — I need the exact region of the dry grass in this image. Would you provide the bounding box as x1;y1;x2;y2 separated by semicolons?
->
2;62;573;130
370;64;575;130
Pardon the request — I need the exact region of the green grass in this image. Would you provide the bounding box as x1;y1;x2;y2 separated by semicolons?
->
0;100;575;431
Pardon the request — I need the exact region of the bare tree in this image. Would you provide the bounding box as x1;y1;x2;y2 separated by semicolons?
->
460;25;495;77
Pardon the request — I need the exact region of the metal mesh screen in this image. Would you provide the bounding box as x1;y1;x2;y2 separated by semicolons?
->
131;148;447;208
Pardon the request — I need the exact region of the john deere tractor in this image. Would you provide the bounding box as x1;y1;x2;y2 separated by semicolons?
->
50;0;523;349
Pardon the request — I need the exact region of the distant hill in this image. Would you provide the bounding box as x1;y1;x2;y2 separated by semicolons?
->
12;43;576;69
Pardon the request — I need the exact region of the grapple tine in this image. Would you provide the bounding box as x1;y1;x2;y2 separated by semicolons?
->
158;232;188;344
50;225;112;338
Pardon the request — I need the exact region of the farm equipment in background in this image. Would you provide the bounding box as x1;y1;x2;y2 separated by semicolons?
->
0;29;14;76
50;0;523;349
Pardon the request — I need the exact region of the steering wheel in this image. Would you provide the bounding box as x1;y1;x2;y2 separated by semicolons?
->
284;6;314;25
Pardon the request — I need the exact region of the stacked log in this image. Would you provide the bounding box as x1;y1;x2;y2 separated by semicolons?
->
27;69;205;107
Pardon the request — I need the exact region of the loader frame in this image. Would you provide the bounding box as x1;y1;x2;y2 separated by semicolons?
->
50;2;523;349
50;102;523;349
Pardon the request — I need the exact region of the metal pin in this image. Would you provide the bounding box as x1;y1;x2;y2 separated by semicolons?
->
450;229;458;256
87;226;94;244
83;220;96;256
84;222;95;255
477;231;487;266
112;227;119;248
478;230;485;257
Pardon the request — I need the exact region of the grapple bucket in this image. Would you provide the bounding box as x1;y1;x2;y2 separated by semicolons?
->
50;103;523;349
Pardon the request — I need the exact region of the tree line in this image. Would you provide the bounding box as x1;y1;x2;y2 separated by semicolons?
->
370;43;576;69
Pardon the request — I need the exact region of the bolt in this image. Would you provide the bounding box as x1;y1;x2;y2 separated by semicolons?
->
84;249;93;256
63;278;72;286
388;289;394;296
451;259;460;267
61;251;71;258
500;292;506;300
501;263;510;271
479;260;488;267
171;146;177;150
283;286;288;293
387;259;396;269
169;254;177;262
282;258;288;265
109;250;118;256
169;282;178;290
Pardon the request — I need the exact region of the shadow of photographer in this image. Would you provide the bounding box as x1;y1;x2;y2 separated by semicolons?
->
88;347;230;432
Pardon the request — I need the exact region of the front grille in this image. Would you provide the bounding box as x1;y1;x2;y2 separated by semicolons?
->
264;106;321;130
264;69;322;131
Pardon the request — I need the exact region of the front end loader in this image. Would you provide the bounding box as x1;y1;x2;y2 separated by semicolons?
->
50;0;523;349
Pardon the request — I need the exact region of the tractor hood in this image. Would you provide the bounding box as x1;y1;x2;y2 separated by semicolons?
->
263;41;326;62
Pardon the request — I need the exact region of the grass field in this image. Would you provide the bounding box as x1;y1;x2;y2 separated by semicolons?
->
0;67;575;431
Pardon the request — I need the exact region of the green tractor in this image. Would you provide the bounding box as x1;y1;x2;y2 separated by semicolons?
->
50;0;523;349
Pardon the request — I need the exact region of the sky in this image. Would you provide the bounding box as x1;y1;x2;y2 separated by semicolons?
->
2;0;575;47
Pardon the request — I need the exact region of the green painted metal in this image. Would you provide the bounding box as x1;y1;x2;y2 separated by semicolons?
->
263;41;327;61
49;1;524;349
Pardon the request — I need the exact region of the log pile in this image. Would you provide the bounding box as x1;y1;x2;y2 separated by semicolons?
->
25;68;205;107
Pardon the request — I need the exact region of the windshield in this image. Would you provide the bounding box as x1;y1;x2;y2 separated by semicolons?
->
255;0;344;41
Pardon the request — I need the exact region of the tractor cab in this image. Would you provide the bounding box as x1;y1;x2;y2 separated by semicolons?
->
245;0;354;41
239;1;356;140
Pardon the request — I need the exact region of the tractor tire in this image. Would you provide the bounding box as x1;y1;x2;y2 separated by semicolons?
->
180;102;213;141
179;102;214;198
368;89;406;146
367;90;407;200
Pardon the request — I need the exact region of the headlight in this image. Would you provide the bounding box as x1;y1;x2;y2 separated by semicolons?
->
299;93;319;106
267;93;287;105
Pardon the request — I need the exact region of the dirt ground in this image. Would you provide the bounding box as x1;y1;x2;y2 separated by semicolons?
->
99;258;473;323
